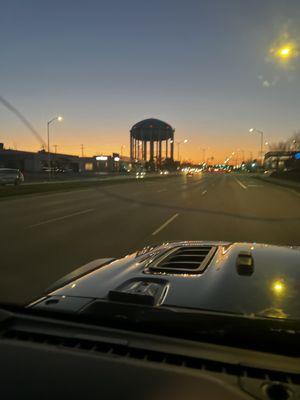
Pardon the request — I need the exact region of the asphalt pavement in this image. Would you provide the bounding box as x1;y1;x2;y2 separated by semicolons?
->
1;172;300;305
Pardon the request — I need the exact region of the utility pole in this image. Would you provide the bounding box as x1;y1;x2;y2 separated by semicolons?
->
249;128;264;165
81;144;84;158
54;144;58;154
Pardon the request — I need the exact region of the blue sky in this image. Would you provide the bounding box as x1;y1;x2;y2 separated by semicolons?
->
1;0;300;161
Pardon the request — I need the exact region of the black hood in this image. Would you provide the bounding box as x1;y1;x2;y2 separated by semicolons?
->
30;241;300;321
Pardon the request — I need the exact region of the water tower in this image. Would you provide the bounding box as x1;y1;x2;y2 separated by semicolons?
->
130;118;174;168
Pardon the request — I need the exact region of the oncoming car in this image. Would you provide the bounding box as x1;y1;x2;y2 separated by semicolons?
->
0;168;24;185
135;171;146;179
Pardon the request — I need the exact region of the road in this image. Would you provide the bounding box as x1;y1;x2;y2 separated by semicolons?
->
1;172;299;305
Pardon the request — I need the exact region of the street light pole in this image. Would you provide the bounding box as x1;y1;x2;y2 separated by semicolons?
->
249;128;264;165
260;131;263;164
175;139;188;162
47;116;63;179
47;121;50;179
177;142;180;161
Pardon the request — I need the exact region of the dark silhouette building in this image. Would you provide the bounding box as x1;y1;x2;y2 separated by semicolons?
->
130;118;174;169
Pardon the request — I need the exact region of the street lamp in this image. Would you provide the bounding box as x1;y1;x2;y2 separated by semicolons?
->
173;139;188;161
249;128;264;165
47;116;63;179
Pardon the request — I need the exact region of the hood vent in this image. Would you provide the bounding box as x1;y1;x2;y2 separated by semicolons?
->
148;246;217;274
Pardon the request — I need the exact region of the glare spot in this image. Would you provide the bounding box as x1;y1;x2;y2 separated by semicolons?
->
280;47;291;56
272;280;285;295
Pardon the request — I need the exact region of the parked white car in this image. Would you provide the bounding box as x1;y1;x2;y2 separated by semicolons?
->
0;168;24;185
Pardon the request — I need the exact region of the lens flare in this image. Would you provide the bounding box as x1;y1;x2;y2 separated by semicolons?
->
276;44;295;60
272;280;285;295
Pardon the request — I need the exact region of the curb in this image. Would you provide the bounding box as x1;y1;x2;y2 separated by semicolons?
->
253;175;300;192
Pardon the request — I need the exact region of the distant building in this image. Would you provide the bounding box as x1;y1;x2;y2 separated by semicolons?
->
0;143;80;172
91;154;132;173
264;151;300;172
0;143;131;174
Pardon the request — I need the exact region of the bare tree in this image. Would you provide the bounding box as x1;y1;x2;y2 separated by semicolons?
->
268;131;300;151
268;141;288;151
288;131;300;150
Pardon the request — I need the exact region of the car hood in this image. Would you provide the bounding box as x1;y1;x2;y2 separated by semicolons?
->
30;241;300;320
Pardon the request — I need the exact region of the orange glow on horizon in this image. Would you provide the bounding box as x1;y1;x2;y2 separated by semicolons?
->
2;141;261;165
1;126;263;165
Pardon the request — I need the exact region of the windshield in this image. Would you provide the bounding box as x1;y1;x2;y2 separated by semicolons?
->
1;0;300;342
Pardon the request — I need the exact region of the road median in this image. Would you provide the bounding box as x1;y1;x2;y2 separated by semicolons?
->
0;174;178;200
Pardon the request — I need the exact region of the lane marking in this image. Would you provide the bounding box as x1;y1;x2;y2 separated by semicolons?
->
202;190;207;195
0;188;95;205
151;213;179;236
235;178;247;190
248;184;263;187
157;189;167;193
28;208;94;228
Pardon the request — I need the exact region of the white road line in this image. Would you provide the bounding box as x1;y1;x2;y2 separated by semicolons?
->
202;190;207;195
0;188;95;204
248;184;263;187
235;178;247;190
28;208;94;228
151;213;179;236
157;189;167;193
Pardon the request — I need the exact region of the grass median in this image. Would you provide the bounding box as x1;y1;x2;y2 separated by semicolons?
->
0;175;177;200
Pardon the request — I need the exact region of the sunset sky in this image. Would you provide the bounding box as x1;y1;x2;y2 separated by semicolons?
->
1;0;300;163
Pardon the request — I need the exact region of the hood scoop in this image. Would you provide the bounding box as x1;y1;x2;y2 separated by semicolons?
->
108;278;169;306
148;245;217;274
